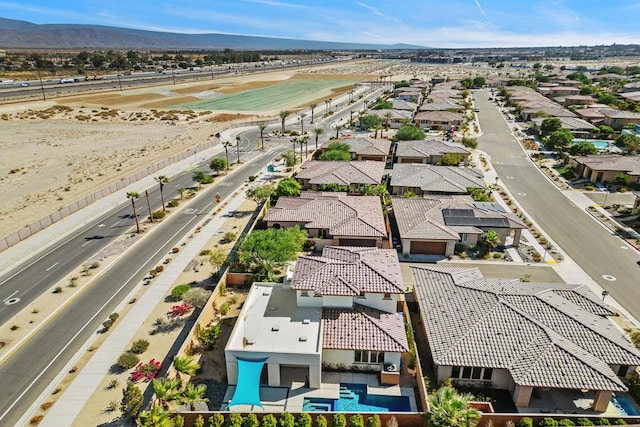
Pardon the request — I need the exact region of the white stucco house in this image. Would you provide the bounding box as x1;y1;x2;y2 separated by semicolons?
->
225;246;409;391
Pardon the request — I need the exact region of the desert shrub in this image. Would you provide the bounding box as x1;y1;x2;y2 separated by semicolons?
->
195;322;221;349
454;243;466;254
109;312;119;322
30;415;44;425
280;413;295;427
222;232;237;243
219;302;231;315
518;418;533;427
575;419;594;426
40;401;53;410
366;415;380;427
248;175;257;181
596;419;610;426
195;415;205;427
209;413;225;427
167;200;179;207
559;420;575;427
532;252;542;262
130;339;150;354
117;352;140;370
332;414;346;427
152;210;166;220
120;381;143;419
349;415;364;427
171;284;191;300
182;288;212;309
200;249;213;256
53;287;62;294
103;319;114;330
296;413;312;427
540;418;559;427
155;265;164;273
244;414;260;427
613;421;626;426
493;253;502;259
263;414;278;427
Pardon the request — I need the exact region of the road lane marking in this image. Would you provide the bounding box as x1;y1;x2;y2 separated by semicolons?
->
182;208;198;215
3;290;18;302
602;275;616;281
97;224;105;228
81;241;93;247
111;221;120;228
45;262;59;272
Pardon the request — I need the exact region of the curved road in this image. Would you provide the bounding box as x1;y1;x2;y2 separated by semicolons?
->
475;88;640;316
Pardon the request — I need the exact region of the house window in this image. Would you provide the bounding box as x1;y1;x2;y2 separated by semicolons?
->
458;233;468;243
383;292;391;300
358;291;366;299
452;366;492;381
617;365;630;377
300;291;309;297
355;350;384;363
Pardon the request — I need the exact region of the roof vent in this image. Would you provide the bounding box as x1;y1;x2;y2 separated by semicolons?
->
302;319;310;324
263;291;270;296
269;306;277;311
299;336;308;342
244;337;255;345
271;326;280;331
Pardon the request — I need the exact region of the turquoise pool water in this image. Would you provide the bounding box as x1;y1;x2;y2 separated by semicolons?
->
572;139;612;149
611;396;639;416
302;383;411;412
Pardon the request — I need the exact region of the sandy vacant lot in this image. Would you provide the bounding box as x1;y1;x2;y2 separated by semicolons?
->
0;58;499;239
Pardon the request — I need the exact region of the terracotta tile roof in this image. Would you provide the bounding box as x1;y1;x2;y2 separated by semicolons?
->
264;193;387;238
419;100;464;112
390;99;419;111
412;265;640;392
292;246;404;295
532;117;595;131
395;140;470;159
392;196;526;241
322;306;409;352
390;164;485;194
601;109;640;120
414;111;464;123
322;137;391;157
572;154;640;175
297;160;386;186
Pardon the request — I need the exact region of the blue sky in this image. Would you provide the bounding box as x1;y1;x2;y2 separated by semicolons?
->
1;0;640;48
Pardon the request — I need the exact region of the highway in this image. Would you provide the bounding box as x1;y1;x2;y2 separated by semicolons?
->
0;83;381;424
0;58;344;102
0;143;287;425
475;88;640;315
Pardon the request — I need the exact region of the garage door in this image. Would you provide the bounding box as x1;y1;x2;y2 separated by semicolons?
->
338;238;376;247
410;241;446;255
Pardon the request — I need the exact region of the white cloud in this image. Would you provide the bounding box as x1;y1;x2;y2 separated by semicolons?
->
353;1;405;25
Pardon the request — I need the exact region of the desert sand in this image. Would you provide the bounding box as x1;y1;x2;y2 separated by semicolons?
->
0;58;508;239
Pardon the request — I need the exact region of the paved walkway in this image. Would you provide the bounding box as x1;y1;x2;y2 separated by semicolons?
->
30;173;260;427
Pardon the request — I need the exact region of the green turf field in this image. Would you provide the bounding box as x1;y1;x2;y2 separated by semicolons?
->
179;78;356;111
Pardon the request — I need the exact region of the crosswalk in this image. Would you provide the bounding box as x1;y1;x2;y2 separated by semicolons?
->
182;208;198;215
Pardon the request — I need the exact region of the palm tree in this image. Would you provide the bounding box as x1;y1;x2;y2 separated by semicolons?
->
126;191;141;233
179;383;209;411
625;328;640;349
334;124;344;138
299;113;306;135
425;386;480;427
222;141;232;171
310;103;317;123
481;230;501;253
152;377;181;408
383;112;393;130
154;175;169;213
235;135;241;164
145;190;154;223
297;137;308;161
173;355;200;381
313;127;324;150
258;123;267;151
279;110;290;135
373;123;382;138
290;137;298;165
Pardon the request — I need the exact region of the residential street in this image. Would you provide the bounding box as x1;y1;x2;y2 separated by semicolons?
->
475;89;640;316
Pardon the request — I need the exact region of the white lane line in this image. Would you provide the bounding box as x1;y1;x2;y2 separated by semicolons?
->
45;262;59;272
81;241;92;247
111;221;120;228
2;290;18;302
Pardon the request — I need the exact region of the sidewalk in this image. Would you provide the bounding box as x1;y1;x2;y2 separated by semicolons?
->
0;142;226;277
30;171;262;427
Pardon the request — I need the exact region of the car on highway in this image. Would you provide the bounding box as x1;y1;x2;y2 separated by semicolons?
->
20;82;29;87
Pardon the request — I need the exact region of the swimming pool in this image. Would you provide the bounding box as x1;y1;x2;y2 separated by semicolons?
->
571;139;612;149
302;383;411;412
611;396;639;416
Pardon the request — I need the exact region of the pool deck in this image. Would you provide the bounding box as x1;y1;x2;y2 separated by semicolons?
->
222;371;418;413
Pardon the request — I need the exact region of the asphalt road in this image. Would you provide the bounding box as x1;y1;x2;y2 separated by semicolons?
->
0;144;285;425
0;59;340;102
474;89;640;314
0;83;381;423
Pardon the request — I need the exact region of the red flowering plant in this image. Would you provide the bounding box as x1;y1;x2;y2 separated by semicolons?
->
130;358;161;382
169;302;191;317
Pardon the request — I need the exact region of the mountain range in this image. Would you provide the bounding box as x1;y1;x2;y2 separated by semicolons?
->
0;17;424;50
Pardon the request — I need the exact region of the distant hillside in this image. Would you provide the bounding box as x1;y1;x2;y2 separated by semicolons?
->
0;17;425;50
